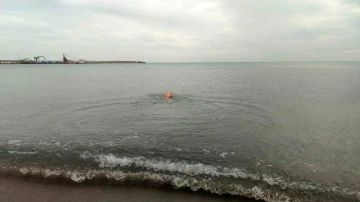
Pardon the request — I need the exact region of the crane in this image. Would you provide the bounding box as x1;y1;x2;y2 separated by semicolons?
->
63;54;68;63
20;58;35;64
34;56;46;62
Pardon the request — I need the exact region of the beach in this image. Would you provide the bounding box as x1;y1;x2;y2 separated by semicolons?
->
0;177;259;202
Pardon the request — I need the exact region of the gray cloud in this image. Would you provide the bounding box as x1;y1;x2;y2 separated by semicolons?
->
0;0;359;62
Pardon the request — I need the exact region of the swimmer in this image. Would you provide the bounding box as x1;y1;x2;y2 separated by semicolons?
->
164;92;174;99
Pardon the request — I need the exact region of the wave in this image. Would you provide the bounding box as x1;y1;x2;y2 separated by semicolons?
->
77;152;359;202
79;152;317;190
1;166;289;201
0;151;358;201
0;164;356;202
84;153;260;180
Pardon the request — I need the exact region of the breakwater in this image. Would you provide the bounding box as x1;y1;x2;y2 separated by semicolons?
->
0;60;145;64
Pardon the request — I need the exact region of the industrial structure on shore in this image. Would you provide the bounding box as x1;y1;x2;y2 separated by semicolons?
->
0;54;145;64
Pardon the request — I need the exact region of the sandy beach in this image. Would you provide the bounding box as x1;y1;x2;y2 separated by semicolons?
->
0;177;260;202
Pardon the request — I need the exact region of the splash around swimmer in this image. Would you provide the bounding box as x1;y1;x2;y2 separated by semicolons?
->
164;92;174;99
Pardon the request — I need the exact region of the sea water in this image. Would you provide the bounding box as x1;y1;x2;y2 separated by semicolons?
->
0;62;359;201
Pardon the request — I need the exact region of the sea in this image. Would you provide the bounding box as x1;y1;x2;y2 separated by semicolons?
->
0;62;359;201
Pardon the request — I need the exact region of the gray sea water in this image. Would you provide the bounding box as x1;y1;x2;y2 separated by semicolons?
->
0;62;359;201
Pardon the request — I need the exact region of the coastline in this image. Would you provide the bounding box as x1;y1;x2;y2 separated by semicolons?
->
0;60;145;64
0;177;261;202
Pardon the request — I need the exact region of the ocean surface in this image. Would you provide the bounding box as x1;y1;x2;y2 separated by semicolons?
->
0;62;359;201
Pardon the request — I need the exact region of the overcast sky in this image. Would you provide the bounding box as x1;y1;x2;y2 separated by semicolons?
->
1;0;359;62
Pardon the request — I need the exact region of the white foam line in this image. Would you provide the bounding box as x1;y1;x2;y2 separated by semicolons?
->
8;140;22;145
8;150;38;155
94;153;260;180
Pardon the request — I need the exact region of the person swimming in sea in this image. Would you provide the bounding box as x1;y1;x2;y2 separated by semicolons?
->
164;92;174;99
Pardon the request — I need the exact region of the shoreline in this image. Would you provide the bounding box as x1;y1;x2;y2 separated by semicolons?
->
0;177;261;202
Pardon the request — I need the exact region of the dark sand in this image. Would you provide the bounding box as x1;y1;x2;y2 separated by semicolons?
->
0;177;261;202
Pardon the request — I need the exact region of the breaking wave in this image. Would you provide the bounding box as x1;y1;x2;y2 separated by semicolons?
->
79;152;359;201
85;153;260;180
0;152;358;202
1;166;290;202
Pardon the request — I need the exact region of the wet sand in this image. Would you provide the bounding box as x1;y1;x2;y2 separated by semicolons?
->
0;177;261;202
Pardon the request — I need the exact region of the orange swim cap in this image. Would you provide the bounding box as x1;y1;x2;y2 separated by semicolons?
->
164;92;174;99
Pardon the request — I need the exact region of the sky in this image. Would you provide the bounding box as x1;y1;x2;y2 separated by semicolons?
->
0;0;359;62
